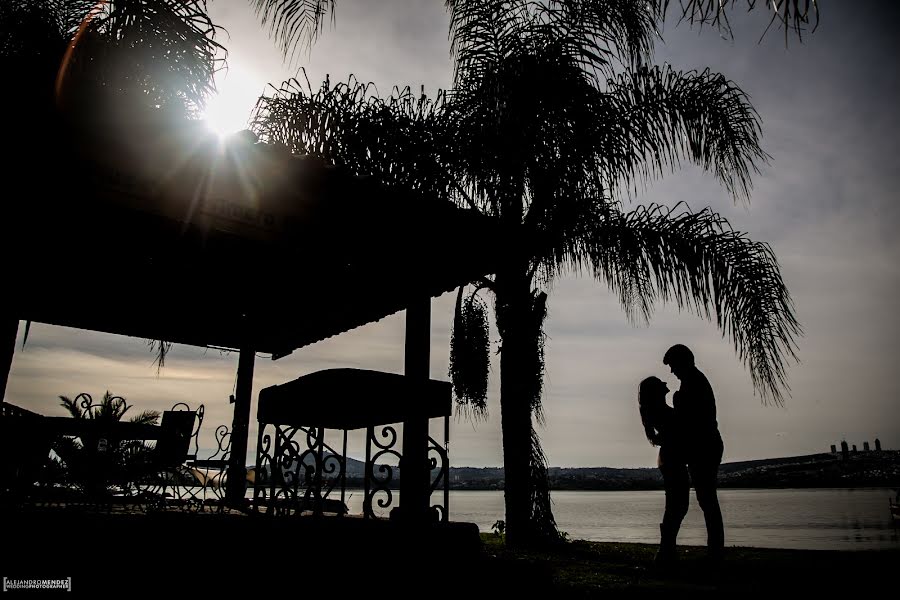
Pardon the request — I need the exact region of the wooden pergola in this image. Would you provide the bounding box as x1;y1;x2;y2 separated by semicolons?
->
1;110;498;520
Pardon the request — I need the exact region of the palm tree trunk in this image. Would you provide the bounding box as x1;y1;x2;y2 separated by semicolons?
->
499;324;533;546
496;267;558;546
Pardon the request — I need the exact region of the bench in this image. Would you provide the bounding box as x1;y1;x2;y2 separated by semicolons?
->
253;368;451;520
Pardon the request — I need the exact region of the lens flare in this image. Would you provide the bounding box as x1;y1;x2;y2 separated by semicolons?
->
202;62;264;138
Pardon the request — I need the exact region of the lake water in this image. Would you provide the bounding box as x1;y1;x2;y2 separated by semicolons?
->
335;488;899;551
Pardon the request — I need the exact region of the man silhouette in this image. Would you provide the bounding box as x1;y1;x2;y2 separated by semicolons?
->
664;344;725;562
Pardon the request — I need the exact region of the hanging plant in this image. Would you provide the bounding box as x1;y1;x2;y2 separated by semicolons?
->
449;285;491;420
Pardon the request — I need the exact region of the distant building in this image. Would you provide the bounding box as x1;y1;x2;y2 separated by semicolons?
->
830;444;837;454
841;440;849;460
875;438;882;451
863;441;870;452
852;444;857;453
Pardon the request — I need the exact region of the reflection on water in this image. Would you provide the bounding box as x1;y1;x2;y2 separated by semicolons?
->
334;487;899;551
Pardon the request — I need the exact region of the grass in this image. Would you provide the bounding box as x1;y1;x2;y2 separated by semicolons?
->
477;533;899;596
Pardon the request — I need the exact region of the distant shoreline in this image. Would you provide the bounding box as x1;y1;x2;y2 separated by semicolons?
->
448;451;900;491
252;451;900;492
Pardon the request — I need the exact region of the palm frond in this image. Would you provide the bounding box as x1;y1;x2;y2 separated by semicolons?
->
60;0;226;115
542;0;658;71
527;290;549;424
446;0;533;88
651;0;819;42
447;1;659;89
58;394;85;420
589;203;801;404
601;65;767;203
527;186;613;288
252;73;457;201
148;340;172;373
529;425;562;543
447;44;606;220
129;410;161;426
98;391;129;421
0;1;94;57
452;61;765;240
456;61;765;283
251;0;335;63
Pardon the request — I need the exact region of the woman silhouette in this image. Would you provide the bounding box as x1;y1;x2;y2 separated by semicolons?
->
639;376;688;565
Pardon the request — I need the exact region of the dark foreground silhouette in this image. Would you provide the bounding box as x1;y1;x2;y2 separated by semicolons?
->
4;507;895;596
481;534;899;596
663;344;726;562
641;345;725;568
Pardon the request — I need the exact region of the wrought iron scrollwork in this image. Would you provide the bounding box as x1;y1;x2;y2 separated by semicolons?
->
321;450;343;502
253;427;273;512
74;392;95;415
185;422;230;511
273;425;315;516
255;424;346;516
364;425;401;519
427;434;450;523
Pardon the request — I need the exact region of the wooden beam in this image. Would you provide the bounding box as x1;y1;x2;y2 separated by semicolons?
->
226;347;255;507
400;296;431;522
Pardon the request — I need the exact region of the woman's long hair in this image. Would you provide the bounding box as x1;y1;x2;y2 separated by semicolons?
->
639;376;666;446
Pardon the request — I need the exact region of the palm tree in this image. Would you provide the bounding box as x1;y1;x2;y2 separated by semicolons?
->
252;1;801;545
52;392;161;497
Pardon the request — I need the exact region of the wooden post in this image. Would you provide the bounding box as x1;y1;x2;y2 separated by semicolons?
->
0;318;18;404
226;347;255;507
401;296;431;523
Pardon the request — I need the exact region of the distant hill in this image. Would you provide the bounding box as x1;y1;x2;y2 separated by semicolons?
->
250;450;900;491
251;453;398;487
449;451;900;491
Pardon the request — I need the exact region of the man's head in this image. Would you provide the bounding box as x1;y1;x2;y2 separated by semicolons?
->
663;344;694;379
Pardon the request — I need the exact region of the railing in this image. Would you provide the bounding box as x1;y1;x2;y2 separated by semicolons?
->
254;425;349;517
254;416;451;522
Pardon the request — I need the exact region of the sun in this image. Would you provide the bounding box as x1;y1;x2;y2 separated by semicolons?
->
202;61;265;139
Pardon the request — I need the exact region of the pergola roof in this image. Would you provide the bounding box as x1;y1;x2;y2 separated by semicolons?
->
5;113;497;358
258;368;451;429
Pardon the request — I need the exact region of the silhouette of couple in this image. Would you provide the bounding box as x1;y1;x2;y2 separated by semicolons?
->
639;344;724;566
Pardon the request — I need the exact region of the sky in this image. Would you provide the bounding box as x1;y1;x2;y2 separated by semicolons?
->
6;1;899;468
